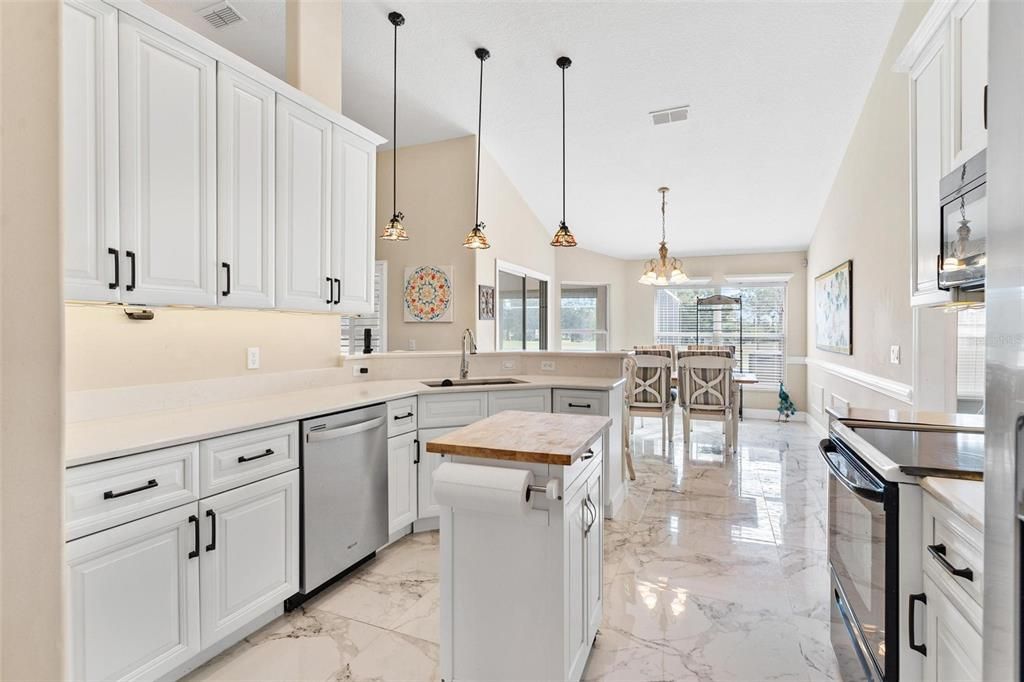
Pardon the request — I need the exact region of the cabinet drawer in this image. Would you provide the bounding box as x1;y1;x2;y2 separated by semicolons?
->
923;492;983;611
66;443;199;540
553;389;608;416
387;397;418;437
200;422;299;497
488;389;551;415
418;391;488;428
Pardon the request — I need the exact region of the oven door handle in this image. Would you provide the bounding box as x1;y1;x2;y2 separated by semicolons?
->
818;439;885;503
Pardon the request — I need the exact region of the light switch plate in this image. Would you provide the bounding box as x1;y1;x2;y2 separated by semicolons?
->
408;339;417;351
246;347;260;370
540;360;556;372
889;345;901;365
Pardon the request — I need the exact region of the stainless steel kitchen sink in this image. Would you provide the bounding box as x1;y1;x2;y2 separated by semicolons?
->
421;377;528;388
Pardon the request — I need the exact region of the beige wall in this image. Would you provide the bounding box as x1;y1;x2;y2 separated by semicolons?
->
376;136;478;351
804;0;933;428
474;149;558;352
620;251;808;411
1;1;66;677
285;0;342;112
65;306;343;391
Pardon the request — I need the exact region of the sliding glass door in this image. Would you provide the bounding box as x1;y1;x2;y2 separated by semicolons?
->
498;268;548;350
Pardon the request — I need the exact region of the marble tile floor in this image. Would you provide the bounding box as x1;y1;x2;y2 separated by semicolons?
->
186;414;836;682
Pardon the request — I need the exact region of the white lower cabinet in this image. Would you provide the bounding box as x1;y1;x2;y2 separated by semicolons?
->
565;463;603;681
199;470;299;649
66;503;201;682
922;573;983;682
387;431;418;534
417;427;456;520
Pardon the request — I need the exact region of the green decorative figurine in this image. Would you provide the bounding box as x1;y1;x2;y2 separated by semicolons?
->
777;382;797;422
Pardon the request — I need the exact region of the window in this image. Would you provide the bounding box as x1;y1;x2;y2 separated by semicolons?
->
654;283;787;387
340;261;387;354
497;264;549;350
560;284;609;351
956;307;985;413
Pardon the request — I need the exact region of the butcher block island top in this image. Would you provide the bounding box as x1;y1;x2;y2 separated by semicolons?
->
425;410;612;466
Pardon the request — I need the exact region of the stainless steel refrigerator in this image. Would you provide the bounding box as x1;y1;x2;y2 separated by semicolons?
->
984;3;1024;679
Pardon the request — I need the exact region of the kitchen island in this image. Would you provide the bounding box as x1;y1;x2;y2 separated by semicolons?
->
427;411;611;682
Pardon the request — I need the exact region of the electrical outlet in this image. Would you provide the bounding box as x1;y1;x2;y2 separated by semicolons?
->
501;358;518;371
351;364;368;377
246;347;260;370
408;339;417;351
540;360;556;372
890;345;901;365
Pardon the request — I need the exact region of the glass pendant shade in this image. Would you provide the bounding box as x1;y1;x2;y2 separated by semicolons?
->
463;222;490;249
638;187;687;285
550;221;577;247
381;212;409;241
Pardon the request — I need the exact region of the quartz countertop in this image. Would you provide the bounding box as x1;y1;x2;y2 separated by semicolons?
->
65;375;625;468
425;410;612;466
827;405;984;433
921;477;985;532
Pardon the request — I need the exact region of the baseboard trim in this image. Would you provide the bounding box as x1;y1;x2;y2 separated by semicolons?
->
744;409;806;423
807;414;829;437
806;358;913;404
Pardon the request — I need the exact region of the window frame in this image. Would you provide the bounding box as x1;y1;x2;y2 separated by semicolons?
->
340;260;388;355
494;260;551;352
559;281;611;352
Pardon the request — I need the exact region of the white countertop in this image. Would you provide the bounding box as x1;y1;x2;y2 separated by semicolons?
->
65;375;625;468
921;477;985;532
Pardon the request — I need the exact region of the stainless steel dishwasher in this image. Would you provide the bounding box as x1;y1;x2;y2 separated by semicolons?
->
298;403;388;596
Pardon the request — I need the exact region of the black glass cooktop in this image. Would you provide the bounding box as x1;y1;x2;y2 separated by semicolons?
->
852;426;985;480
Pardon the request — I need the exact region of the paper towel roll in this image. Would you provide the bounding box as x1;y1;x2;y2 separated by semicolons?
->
432;462;533;517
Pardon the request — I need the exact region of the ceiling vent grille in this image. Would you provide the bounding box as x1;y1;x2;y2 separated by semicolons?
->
197;1;245;29
650;105;689;126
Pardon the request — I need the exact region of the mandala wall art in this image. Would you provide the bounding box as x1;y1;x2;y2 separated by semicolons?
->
403;265;454;322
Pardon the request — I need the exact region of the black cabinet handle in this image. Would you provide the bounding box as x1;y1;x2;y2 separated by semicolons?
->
393;412;414;421
126;250;136;291
325;276;332;304
103;478;157;500
188;514;200;559
205;509;217;552
414;439;420;465
237;448;274;464
927;543;974;581
909;592;927;656
568;402;592;409
333;277;341;305
221;262;231;297
984;84;988;130
108;248;119;290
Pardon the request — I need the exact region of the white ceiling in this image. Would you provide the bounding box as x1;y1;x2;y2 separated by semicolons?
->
145;0;902;260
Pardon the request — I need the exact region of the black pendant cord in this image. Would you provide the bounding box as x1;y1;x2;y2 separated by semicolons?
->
475;53;484;227
392;19;397;218
561;63;565;224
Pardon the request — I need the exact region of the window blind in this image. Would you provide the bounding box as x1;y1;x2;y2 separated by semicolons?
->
956;307;985;399
340;261;387;354
655;283;787;387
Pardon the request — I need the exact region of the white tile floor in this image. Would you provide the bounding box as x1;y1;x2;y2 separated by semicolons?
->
186;414;838;681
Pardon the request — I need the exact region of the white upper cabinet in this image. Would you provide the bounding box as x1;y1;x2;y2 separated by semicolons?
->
951;0;988;167
909;31;949;305
331;125;376;313
217;66;275;309
63;0;120;302
119;15;217;307
275;96;332;312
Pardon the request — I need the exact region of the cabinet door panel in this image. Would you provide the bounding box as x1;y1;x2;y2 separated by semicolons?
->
217;66;275;308
922;575;983;681
332;126;376;313
585;469;603;640
418;427;457;520
952;0;988;166
63;0;120;302
275;96;332;311
200;471;299;649
67;503;200;681
388;432;418;534
119;15;217;306
565;484;588;680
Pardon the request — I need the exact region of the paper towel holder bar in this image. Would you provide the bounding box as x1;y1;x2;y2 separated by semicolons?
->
526;479;562;502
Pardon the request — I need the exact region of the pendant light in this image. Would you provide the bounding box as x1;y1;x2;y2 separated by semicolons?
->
463;47;491;250
638;187;688;285
380;11;409;241
550;56;577;247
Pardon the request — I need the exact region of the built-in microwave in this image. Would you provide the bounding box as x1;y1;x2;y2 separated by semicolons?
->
938;149;986;292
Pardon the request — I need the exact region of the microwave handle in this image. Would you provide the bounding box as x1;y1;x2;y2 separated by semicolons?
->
818;440;885;503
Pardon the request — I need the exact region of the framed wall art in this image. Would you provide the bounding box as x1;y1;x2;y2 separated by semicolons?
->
478;285;495;321
814;260;853;354
403;265;454;323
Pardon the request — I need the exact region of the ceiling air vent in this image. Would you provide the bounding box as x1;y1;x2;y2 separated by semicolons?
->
650;105;689;126
197;1;245;29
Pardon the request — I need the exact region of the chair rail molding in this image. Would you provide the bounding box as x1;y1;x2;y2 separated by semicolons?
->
806;357;914;404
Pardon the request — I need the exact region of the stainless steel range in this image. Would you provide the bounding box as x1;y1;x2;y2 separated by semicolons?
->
823;420;984;681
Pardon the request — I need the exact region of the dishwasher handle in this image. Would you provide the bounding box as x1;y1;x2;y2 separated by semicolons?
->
306;416;385;443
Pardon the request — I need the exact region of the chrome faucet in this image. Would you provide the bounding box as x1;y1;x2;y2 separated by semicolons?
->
460;328;477;380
